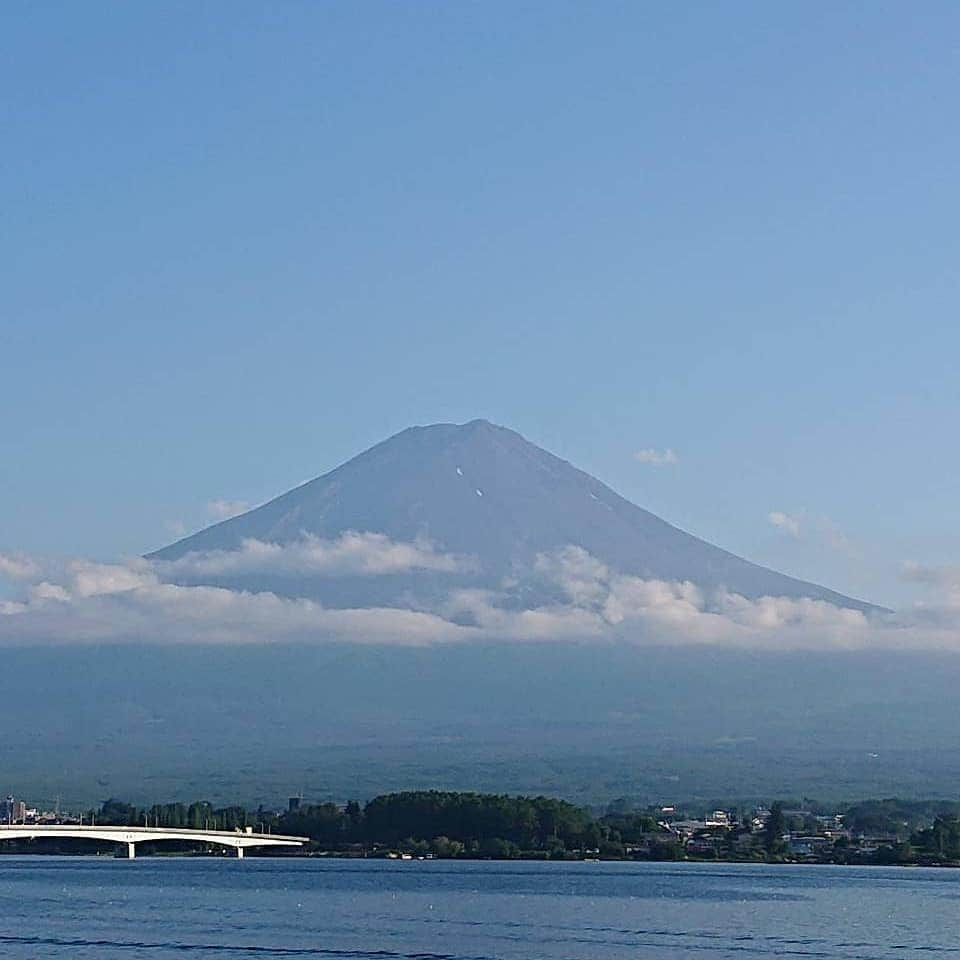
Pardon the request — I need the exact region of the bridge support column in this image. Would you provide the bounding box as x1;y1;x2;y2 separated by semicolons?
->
127;842;136;860
236;846;244;859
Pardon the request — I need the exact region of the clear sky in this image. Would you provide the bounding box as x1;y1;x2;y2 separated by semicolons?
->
2;1;958;608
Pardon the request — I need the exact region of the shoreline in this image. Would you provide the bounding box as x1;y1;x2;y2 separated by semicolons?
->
0;851;960;870
1;848;958;869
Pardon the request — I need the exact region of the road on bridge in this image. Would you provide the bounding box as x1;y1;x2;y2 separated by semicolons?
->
0;823;309;858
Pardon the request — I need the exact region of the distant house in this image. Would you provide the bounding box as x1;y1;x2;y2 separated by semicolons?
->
706;810;731;827
668;819;710;840
686;829;727;856
787;835;833;857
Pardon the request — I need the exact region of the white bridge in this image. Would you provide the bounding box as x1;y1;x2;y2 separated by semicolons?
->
0;824;308;858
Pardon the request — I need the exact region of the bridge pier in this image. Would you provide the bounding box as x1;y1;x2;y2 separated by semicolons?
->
236;846;244;859
127;842;136;860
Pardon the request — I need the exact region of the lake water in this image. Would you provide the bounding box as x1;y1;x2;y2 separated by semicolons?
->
0;857;956;958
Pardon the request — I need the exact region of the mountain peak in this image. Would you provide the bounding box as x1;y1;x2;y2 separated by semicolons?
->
150;421;879;615
393;418;518;444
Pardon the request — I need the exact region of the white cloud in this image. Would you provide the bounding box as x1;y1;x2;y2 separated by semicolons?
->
440;587;607;641
29;582;71;603
0;582;470;647
0;553;472;647
767;511;856;555
3;542;960;653
68;559;156;597
0;553;41;581
524;547;873;649
534;545;610;607
604;576;709;630
207;499;250;521
633;448;678;466
160;532;474;579
768;511;801;537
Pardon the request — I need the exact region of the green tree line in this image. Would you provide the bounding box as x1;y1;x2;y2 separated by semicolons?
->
93;791;665;859
86;792;960;864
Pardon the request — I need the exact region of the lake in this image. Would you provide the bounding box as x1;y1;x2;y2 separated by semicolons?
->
0;857;956;958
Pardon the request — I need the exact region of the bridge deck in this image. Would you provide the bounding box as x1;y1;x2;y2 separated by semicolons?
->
0;824;309;858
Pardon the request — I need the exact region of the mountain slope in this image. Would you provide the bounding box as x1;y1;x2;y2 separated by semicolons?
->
149;419;877;613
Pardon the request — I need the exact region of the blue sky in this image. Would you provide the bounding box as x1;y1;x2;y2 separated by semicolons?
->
2;1;958;609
